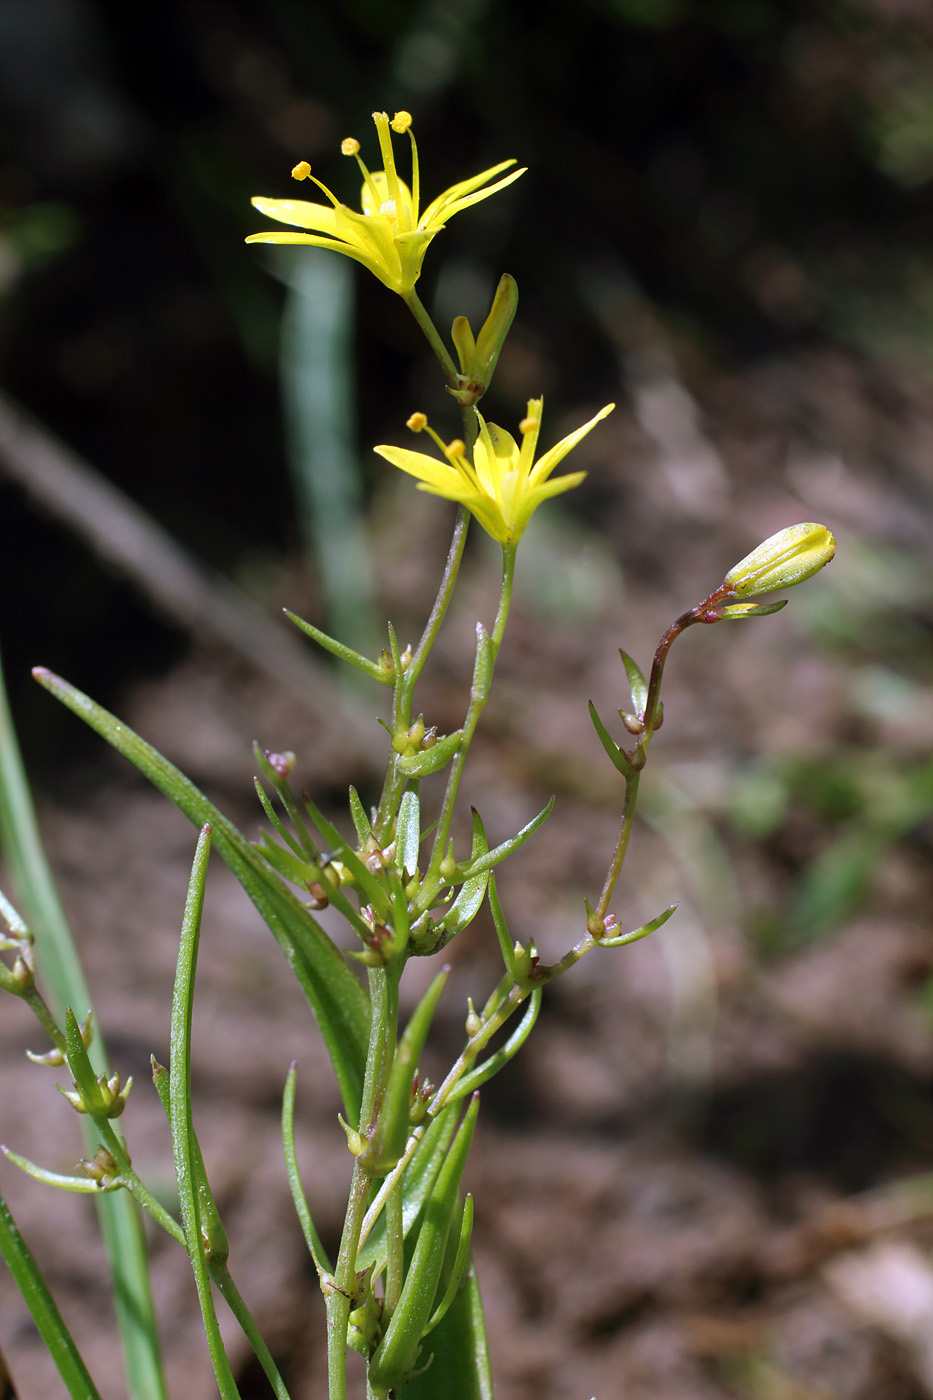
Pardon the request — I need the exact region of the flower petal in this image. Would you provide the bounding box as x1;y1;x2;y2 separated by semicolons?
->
421;161;524;227
250;196;340;233
529;403;615;485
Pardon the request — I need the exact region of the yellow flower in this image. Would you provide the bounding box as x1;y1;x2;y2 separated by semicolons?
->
374;399;615;545
247;111;525;296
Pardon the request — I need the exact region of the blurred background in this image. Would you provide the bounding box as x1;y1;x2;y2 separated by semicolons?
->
1;1;933;1397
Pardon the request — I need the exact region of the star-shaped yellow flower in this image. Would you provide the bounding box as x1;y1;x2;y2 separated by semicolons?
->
247;111;525;296
374;399;615;545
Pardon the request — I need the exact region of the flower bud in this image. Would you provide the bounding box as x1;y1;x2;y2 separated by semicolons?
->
724;523;835;597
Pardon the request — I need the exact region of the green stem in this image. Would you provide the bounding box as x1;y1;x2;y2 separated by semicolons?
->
89;1119;186;1248
214;1265;292;1400
419;544;516;901
373;506;470;845
402;289;459;388
327;964;401;1399
595;772;640;921
383;1183;405;1319
326;1162;371;1400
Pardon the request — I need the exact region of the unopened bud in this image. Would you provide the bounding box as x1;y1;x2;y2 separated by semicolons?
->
266;750;296;778
79;1146;119;1183
724;523;835;598
338;1114;366;1157
465;999;483;1038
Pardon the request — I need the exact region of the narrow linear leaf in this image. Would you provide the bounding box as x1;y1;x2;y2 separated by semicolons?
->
357;1104;459;1272
301;789;390;920
0;1188;104;1400
423;1194;474;1336
0;652;166;1400
281;1065;331;1277
348;786;372;845
168;826;240;1400
597;902;678;947
1;1147;120;1193
368;1095;481;1391
365;967;450;1174
32;668;369;1123
445;989;542;1104
457;798;555;881
441;810;489;937
486;873;514;978
285;610;389;682
588;701;638;780
401;1258;493;1400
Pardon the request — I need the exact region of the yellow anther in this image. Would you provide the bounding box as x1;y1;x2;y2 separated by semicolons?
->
519;415;539;435
447;439;466;459
391;111;413;133
291;161;311;181
406;411;428;431
341;137;360;157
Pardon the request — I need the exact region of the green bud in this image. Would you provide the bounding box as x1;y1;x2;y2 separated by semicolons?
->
724;523;835;597
465;998;483;1038
338;1114;366;1157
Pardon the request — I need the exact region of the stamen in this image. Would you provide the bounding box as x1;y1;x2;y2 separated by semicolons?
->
406;412;428;431
391;111;412;132
421;423;450;456
446;439;466;460
341;138;360;156
371;111;404;228
288;163;342;208
519;416;538;435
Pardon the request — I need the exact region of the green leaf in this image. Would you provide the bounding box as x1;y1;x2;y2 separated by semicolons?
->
400;1255;493;1400
168;825;239;1400
357;1104;459;1273
397;729;462;778
588;701;638;780
596;902;678;947
441;810;489;936
715;599;788;620
32;667;370;1124
422;1195;474;1337
285;609;390;682
365;967;450;1174
348;786;372;845
281;1064;332;1278
301;789;391;921
368;1095;480;1391
0;1188;104;1400
445;989;541;1103
619;649;648;714
0;651;166;1400
395;790;421;877
456;797;555;880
